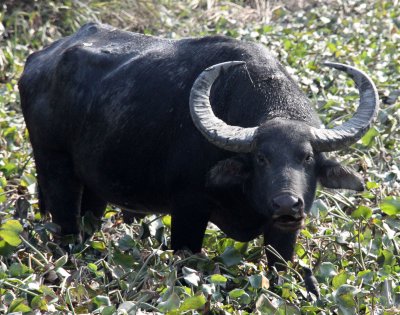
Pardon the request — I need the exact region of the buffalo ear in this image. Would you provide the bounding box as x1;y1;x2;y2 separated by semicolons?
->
318;159;364;191
207;157;249;188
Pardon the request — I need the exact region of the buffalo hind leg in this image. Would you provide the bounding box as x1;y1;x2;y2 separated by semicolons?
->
171;193;210;253
80;187;107;237
37;183;46;214
34;150;83;240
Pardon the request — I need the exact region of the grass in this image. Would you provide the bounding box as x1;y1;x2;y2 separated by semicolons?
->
1;0;400;313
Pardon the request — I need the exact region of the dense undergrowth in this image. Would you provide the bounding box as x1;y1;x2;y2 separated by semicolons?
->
0;0;399;314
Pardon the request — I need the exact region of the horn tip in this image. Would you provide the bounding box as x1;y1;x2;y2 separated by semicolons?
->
226;60;246;68
222;60;246;67
205;60;246;72
323;61;346;71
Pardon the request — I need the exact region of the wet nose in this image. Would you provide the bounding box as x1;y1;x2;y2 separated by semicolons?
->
272;195;304;215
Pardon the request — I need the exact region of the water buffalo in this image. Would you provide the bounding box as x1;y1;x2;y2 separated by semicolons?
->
19;23;378;272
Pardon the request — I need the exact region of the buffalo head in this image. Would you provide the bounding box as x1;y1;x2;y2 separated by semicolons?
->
190;61;378;230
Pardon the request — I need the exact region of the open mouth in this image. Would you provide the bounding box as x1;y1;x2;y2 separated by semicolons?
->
272;215;305;230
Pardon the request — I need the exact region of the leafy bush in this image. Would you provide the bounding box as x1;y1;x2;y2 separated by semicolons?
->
0;0;399;313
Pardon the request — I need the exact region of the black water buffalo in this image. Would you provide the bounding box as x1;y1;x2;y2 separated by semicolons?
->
19;23;378;269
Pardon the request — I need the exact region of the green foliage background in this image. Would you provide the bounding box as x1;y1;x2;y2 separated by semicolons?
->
0;0;399;314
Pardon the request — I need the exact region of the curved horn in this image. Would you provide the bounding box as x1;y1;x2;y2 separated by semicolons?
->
189;61;258;152
311;62;379;152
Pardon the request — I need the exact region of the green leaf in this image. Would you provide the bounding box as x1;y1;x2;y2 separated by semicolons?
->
182;266;200;286
301;229;313;239
357;269;374;284
277;303;301;314
0;188;6;203
113;250;135;268
310;199;329;217
229;288;251;305
281;282;297;300
91;240;106;251
31;296;48;311
104;209;118;219
44;222;60;234
327;42;337;53
209;274;227;285
255;294;277;312
234;241;248;254
351;205;372;219
262;25;274;33
301;305;320;312
179;294;206;311
220;246;242;267
92;295;111;308
380;197;400;216
229;288;246;298
317;262;337;280
248;274;269;289
0;219;23;246
162;215;171;228
0;239;16;256
158;292;180;312
9;298;32;313
366;181;379;189
54;254;68;269
335;284;359;313
378;249;394;266
87;263;98;272
101;306;116;315
0;162;17;177
118;235;136;250
332;271;348;289
383;222;396;240
118;301;136;313
9;262;31;277
361;127;379;146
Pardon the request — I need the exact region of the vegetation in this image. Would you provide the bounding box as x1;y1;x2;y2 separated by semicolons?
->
1;0;399;313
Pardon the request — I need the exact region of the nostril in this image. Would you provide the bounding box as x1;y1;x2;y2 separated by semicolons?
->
272;199;280;210
292;198;303;212
294;197;303;207
272;195;304;213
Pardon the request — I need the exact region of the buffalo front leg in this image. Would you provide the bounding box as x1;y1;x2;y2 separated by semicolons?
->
264;225;320;298
171;193;211;253
263;225;299;269
34;150;83;239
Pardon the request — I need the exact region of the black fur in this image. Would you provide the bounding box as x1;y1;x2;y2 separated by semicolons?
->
19;23;363;268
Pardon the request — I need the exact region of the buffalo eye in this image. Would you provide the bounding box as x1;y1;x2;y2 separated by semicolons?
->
256;153;269;166
304;153;314;164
